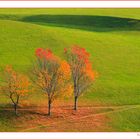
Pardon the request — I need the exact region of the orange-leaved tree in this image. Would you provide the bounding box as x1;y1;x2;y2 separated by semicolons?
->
33;48;71;115
64;45;97;110
1;66;30;115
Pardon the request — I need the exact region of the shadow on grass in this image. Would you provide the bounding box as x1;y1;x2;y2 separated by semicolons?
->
0;105;48;116
0;110;16;119
27;110;48;116
21;15;140;32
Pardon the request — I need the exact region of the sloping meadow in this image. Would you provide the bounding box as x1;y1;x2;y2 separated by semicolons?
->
0;8;139;131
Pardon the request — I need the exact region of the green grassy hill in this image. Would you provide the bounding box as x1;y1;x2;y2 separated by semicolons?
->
0;8;140;132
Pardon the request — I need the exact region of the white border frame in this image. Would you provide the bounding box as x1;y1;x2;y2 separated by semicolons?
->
0;1;140;8
0;1;140;139
0;132;140;139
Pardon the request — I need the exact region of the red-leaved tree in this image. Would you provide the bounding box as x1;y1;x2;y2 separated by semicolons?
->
64;45;97;110
33;48;71;115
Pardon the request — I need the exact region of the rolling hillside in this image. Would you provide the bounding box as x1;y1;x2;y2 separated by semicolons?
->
0;8;140;132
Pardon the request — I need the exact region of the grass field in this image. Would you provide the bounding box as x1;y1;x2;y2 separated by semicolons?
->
0;8;139;132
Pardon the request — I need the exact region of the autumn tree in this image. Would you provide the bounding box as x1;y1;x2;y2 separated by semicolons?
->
33;48;71;116
1;66;30;115
64;45;96;110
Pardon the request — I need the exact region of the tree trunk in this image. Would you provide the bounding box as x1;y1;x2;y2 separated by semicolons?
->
74;96;78;110
14;104;18;116
48;99;51;116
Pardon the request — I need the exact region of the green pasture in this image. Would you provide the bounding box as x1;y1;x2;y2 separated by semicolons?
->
0;8;139;132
